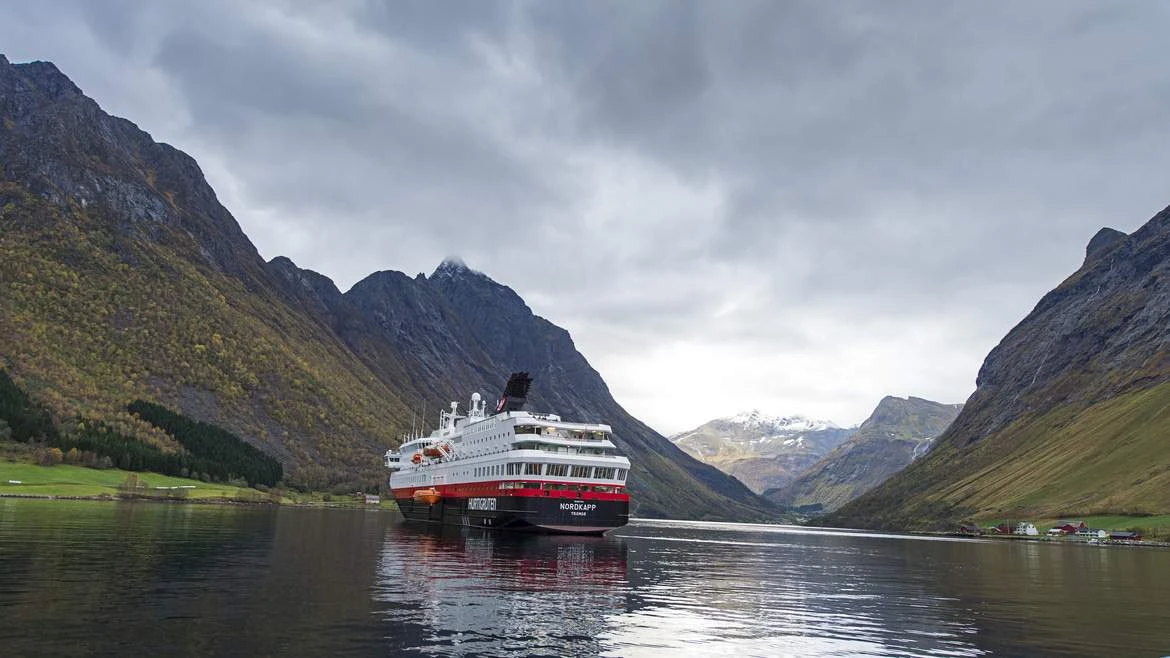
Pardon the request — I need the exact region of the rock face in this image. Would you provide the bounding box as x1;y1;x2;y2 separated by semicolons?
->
0;55;772;520
828;205;1170;529
766;397;961;513
671;412;851;493
0;56;265;285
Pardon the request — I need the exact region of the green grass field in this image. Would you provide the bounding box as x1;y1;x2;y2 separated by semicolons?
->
0;461;402;511
0;462;280;501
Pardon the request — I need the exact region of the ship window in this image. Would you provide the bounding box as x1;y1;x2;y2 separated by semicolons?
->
546;464;568;477
524;463;543;476
594;467;616;480
616;468;627;481
543;483;567;491
570;465;590;478
593;485;614;493
522;482;541;489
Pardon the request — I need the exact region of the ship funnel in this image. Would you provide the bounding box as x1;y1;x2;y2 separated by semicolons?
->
495;372;532;414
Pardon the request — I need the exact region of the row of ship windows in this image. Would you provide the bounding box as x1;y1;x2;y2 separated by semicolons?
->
498;482;622;493
468;431;509;445
471;464;627;481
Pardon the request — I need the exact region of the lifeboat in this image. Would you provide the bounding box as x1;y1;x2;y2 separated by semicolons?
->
421;442;451;459
411;453;422;464
413;487;441;505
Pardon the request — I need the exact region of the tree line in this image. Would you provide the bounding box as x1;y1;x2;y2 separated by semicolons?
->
0;369;59;443
1;369;282;487
128;400;283;487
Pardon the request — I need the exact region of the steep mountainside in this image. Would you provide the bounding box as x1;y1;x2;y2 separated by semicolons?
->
0;55;415;487
766;397;961;513
0;55;771;519
671;412;851;493
828;207;1170;529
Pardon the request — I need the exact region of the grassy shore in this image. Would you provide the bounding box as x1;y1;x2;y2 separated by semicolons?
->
0;462;281;500
0;461;396;510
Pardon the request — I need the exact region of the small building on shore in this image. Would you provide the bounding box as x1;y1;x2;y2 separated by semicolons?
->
1014;522;1039;536
1109;531;1142;542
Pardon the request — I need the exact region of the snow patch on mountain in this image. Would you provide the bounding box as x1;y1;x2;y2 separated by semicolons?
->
727;410;840;432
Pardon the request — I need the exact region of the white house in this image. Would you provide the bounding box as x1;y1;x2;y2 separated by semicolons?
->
1014;522;1039;536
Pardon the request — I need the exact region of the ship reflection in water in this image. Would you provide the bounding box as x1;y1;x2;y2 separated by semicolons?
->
371;521;991;657
373;524;629;655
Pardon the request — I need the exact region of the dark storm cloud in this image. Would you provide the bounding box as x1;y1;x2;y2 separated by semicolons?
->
3;1;1169;430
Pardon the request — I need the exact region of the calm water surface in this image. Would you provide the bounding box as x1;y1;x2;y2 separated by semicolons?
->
1;499;1168;657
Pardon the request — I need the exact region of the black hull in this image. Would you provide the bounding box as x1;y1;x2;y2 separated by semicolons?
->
394;495;629;536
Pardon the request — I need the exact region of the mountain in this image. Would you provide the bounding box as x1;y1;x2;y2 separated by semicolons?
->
827;206;1170;529
671;411;852;493
0;55;773;520
0;55;414;487
766;397;961;513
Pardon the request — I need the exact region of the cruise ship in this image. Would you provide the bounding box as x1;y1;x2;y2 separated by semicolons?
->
384;373;631;535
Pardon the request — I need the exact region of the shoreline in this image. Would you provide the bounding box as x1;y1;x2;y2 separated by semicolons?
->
0;491;400;510
0;461;397;510
917;529;1170;550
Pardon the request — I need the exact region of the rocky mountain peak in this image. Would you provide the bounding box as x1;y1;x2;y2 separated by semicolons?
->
1084;227;1128;265
0;55;265;284
430;257;493;285
434;256;469;273
5;58;83;99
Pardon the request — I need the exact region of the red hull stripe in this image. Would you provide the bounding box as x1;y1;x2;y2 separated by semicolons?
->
391;479;629;502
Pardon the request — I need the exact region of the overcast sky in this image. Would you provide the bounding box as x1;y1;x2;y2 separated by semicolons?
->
4;1;1169;434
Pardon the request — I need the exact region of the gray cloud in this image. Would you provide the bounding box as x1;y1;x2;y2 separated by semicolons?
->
3;1;1169;432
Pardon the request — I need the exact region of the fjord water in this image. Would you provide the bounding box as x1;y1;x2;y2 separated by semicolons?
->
1;500;1168;657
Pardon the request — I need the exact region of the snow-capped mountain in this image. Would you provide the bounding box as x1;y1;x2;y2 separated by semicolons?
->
669;411;853;493
726;410;840;433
